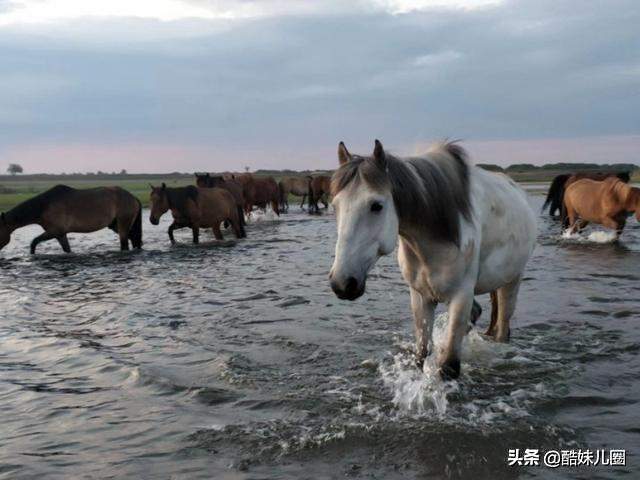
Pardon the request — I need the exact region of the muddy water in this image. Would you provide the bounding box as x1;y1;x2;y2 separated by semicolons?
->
0;190;638;479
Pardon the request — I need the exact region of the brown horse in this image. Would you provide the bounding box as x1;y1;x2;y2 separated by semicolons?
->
309;175;331;213
149;184;244;243
236;174;280;216
195;173;246;234
563;177;640;237
542;171;630;216
0;185;142;253
278;176;312;212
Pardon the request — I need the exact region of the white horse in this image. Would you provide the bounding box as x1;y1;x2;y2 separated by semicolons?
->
329;140;536;380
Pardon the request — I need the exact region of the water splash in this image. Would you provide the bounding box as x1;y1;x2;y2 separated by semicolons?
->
561;229;618;243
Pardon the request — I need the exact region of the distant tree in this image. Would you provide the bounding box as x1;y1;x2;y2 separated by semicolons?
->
120;169;127;175
7;163;23;175
244;166;250;173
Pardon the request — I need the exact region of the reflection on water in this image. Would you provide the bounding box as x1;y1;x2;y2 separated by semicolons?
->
0;193;639;479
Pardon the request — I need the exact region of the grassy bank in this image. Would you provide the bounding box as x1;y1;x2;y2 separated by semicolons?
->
0;175;194;211
0;167;637;211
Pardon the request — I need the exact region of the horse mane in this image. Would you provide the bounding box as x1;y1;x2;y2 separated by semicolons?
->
165;186;199;214
331;141;472;246
4;184;73;226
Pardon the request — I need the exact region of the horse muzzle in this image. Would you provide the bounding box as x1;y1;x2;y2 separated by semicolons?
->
149;216;159;226
329;274;366;301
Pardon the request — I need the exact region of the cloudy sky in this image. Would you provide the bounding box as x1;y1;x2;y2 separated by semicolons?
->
0;0;638;173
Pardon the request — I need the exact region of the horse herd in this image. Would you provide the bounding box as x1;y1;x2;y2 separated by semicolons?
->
0;140;638;380
0;172;332;253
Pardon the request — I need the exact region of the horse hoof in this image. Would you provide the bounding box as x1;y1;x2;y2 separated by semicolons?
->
438;359;460;381
470;300;482;325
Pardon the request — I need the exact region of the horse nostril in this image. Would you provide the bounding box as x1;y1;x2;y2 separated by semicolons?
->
345;277;359;297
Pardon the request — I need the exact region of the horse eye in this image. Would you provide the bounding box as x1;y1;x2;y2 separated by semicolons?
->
371;201;383;213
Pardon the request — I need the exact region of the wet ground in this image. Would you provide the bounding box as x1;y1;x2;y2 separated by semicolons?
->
0;189;638;479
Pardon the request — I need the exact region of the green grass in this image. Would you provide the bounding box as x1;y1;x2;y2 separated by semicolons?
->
0;172;318;211
0;167;635;212
0;176;194;211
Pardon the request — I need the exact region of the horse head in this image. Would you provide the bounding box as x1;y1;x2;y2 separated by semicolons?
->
329;140;398;300
149;183;169;225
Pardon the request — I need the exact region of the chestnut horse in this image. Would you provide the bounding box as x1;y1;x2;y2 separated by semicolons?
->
149;184;245;243
309;175;331;213
563;177;640;238
542;171;630;216
278;176;312;212
236;174;280;216
195;173;246;234
0;185;142;253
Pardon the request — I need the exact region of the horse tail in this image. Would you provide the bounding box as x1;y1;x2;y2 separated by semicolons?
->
308;179;315;213
278;181;286;211
560;197;569;230
129;200;143;249
542;174;568;216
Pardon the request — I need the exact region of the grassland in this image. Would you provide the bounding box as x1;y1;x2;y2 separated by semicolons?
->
0;166;637;211
0;175;194;211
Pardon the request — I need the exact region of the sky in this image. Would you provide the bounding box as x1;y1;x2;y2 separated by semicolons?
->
0;0;638;173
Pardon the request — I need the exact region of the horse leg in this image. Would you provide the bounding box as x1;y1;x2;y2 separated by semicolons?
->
577;220;590;232
231;217;243;239
616;219;626;238
117;223;130;251
168;221;183;244
271;200;280;216
494;278;521;343
192;227;200;244
30;231;56;254
57;234;71;253
321;194;328;209
600;216;621;235
485;291;499;337
300;195;306;210
410;288;436;368
439;287;474;380
470;299;482;325
212;224;223;240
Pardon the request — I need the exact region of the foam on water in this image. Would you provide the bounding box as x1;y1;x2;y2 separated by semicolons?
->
378;313;549;422
246;209;279;223
561;229;618;243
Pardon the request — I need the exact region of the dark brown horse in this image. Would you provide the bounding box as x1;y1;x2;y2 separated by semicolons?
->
0;185;142;253
542;171;630;216
309;175;331;213
278;176;312;212
236;174;280;216
195;173;246;234
149;184;245;243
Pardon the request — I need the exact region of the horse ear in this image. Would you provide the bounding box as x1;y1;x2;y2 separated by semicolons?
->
338;142;352;165
373;139;386;170
162;183;166;190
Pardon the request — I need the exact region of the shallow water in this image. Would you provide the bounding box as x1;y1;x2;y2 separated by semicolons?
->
0;192;639;479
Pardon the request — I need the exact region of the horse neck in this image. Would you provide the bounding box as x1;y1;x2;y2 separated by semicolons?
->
4;206;37;231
